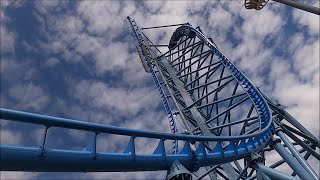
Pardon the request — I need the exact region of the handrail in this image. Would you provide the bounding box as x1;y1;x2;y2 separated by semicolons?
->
0;108;270;141
1;108;271;172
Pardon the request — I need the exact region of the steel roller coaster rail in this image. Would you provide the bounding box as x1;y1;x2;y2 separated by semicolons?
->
0;17;319;180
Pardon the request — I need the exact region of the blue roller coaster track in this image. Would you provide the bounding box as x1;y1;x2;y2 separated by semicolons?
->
1;17;319;180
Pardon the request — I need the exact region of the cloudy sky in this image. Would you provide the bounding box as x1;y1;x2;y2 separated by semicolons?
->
1;0;319;179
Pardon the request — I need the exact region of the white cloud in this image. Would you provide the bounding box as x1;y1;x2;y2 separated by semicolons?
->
208;4;235;39
77;1;123;35
0;171;38;180
45;57;60;67
122;1;136;17
269;58;319;134
144;1;167;14
0;0;25;11
186;1;209;13
72;79;160;117
241;4;284;36
9;83;50;111
292;1;320;36
0;58;38;82
49;15;84;34
293;40;319;80
288;33;304;53
0;128;21;145
0;25;15;54
0;58;19;79
73;33;102;55
95;42;130;74
34;0;68;15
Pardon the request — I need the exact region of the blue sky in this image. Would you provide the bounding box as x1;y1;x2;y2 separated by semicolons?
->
1;0;319;179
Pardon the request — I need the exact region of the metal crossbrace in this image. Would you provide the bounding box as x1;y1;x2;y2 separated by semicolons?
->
141;23;187;30
134;16;274;179
158;23;319;179
154;22;272;179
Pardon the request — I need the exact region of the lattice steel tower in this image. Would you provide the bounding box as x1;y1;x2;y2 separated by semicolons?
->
1;17;319;180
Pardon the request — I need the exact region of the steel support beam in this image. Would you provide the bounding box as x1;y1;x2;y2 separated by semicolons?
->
141;23;187;30
273;122;319;179
261;90;320;148
281;125;320;160
256;169;271;180
273;0;320;15
256;163;298;180
159;46;238;180
272;139;314;179
276;130;319;179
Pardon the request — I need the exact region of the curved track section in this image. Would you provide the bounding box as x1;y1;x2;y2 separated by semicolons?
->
166;25;273;140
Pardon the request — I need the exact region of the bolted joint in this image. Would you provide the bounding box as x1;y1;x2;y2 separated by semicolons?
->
269;137;281;148
274;114;284;121
272;121;282;134
247;152;264;168
251;152;264;162
166;160;193;180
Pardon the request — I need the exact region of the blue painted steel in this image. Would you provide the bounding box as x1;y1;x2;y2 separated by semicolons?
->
128;16;179;153
0;144;249;172
272;139;314;179
0;17;274;172
276;128;318;179
149;63;179;154
1;103;271;172
0;108;270;142
170;25;273;132
256;163;298;180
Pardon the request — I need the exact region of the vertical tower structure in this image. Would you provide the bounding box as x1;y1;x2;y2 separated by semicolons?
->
127;17;319;179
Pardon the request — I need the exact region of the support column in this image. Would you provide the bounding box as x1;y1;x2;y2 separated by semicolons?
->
274;123;318;179
256;163;298;180
273;0;320;15
158;56;238;180
256;169;271;180
271;138;314;180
